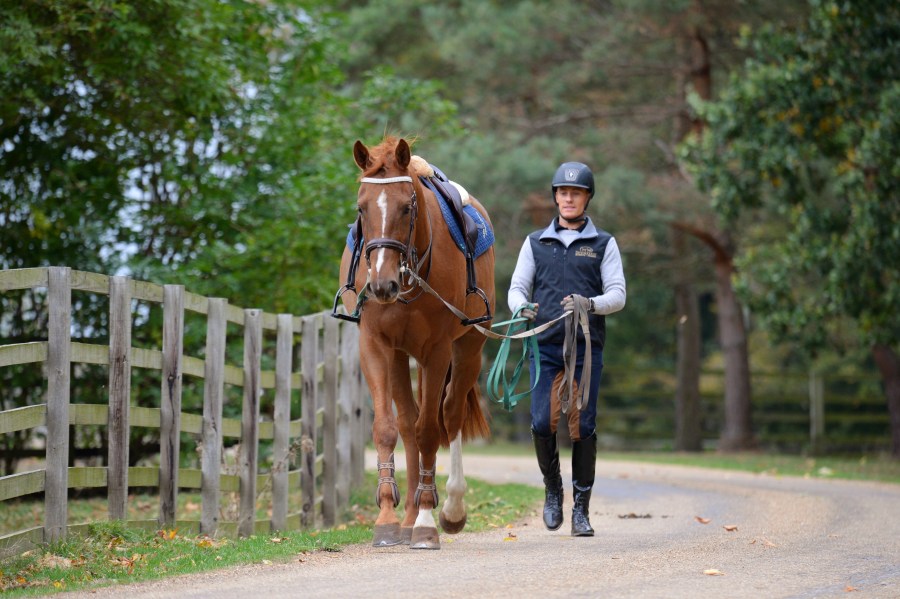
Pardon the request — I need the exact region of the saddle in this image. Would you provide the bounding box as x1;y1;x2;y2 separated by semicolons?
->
420;165;480;257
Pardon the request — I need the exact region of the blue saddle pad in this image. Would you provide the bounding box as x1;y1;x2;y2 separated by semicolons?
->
346;182;494;258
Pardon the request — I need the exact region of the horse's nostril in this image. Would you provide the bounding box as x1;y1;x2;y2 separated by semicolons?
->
372;279;400;302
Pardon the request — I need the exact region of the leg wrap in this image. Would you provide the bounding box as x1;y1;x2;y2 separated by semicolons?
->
414;463;439;508
375;452;400;508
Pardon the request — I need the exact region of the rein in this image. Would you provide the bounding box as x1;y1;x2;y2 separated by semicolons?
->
400;267;591;413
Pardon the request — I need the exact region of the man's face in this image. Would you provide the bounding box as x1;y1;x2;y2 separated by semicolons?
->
555;186;590;220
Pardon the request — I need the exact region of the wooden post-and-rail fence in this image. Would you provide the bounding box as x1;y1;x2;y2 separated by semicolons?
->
0;267;369;558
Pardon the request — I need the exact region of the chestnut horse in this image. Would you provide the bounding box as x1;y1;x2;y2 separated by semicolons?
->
335;136;495;549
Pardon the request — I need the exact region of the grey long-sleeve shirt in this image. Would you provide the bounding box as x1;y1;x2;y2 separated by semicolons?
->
507;218;626;316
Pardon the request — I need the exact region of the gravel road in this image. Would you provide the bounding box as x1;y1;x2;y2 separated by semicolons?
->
60;451;900;599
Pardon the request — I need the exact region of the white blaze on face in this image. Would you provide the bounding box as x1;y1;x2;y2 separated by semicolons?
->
374;190;389;274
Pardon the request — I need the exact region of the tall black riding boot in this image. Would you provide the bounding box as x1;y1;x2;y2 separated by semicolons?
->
571;432;597;537
532;430;564;531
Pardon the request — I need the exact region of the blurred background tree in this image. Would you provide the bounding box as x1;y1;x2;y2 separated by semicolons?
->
1;0;895;461
683;0;900;456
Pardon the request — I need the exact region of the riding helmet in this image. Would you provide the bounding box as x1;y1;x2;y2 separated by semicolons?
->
551;162;595;200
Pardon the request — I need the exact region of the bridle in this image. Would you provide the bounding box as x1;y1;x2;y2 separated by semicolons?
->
332;174;433;322
359;175;419;274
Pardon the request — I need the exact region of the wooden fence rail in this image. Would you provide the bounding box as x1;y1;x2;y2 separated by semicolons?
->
0;267;369;558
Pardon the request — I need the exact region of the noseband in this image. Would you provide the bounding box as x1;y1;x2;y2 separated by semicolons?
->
360;175;418;269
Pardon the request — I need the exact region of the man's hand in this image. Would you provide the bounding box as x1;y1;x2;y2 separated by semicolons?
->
518;303;538;321
561;294;591;314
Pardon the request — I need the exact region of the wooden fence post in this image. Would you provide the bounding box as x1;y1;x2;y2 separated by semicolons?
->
322;316;339;527
300;315;319;528
107;275;132;521
239;309;262;538
44;266;71;543
271;313;293;532
201;298;227;535
159;284;184;529
345;324;366;488
336;321;353;508
809;370;825;454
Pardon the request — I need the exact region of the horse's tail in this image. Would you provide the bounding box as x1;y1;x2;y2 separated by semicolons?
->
437;372;492;447
461;385;492;442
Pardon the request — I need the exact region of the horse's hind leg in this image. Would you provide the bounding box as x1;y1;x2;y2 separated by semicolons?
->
439;330;489;534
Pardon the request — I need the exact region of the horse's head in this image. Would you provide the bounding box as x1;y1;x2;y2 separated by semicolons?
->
353;137;420;304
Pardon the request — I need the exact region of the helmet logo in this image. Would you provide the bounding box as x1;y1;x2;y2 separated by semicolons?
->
565;169;578;181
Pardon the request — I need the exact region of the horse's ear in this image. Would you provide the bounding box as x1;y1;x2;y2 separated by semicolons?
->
353;140;370;171
395;139;411;169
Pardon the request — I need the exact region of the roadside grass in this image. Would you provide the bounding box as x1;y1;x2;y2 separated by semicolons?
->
0;471;542;597
468;441;900;484
600;451;900;484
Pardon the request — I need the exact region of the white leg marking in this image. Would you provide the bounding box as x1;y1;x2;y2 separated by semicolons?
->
442;432;467;523
414;506;437;529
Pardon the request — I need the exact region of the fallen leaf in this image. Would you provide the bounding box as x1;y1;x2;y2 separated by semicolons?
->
695;516;711;524
703;569;724;576
723;525;738;532
845;585;859;592
506;524;514;529
503;533;518;542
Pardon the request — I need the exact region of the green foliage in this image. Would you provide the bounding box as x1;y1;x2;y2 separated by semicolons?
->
683;0;900;352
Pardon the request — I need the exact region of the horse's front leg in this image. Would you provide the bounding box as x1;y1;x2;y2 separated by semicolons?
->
409;349;452;550
359;338;403;547
390;350;420;544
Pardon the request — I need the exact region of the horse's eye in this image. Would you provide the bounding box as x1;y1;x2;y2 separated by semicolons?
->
403;204;411;215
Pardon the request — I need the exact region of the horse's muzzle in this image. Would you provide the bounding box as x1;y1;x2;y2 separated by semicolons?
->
370;277;400;303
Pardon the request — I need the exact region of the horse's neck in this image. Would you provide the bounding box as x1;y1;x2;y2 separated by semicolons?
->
412;187;434;267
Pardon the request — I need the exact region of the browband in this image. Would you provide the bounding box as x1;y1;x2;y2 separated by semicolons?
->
360;176;413;184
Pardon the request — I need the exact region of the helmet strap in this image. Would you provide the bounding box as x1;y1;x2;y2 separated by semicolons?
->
559;213;587;225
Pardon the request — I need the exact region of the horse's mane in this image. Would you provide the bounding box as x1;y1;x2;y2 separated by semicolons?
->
362;136;433;178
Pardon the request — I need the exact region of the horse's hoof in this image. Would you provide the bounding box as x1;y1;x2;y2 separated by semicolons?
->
400;526;413;545
439;511;467;535
372;523;403;547
409;526;441;550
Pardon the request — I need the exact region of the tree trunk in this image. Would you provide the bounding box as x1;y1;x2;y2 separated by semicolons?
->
673;229;703;451
673;223;755;450
871;344;900;459
713;241;755;451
